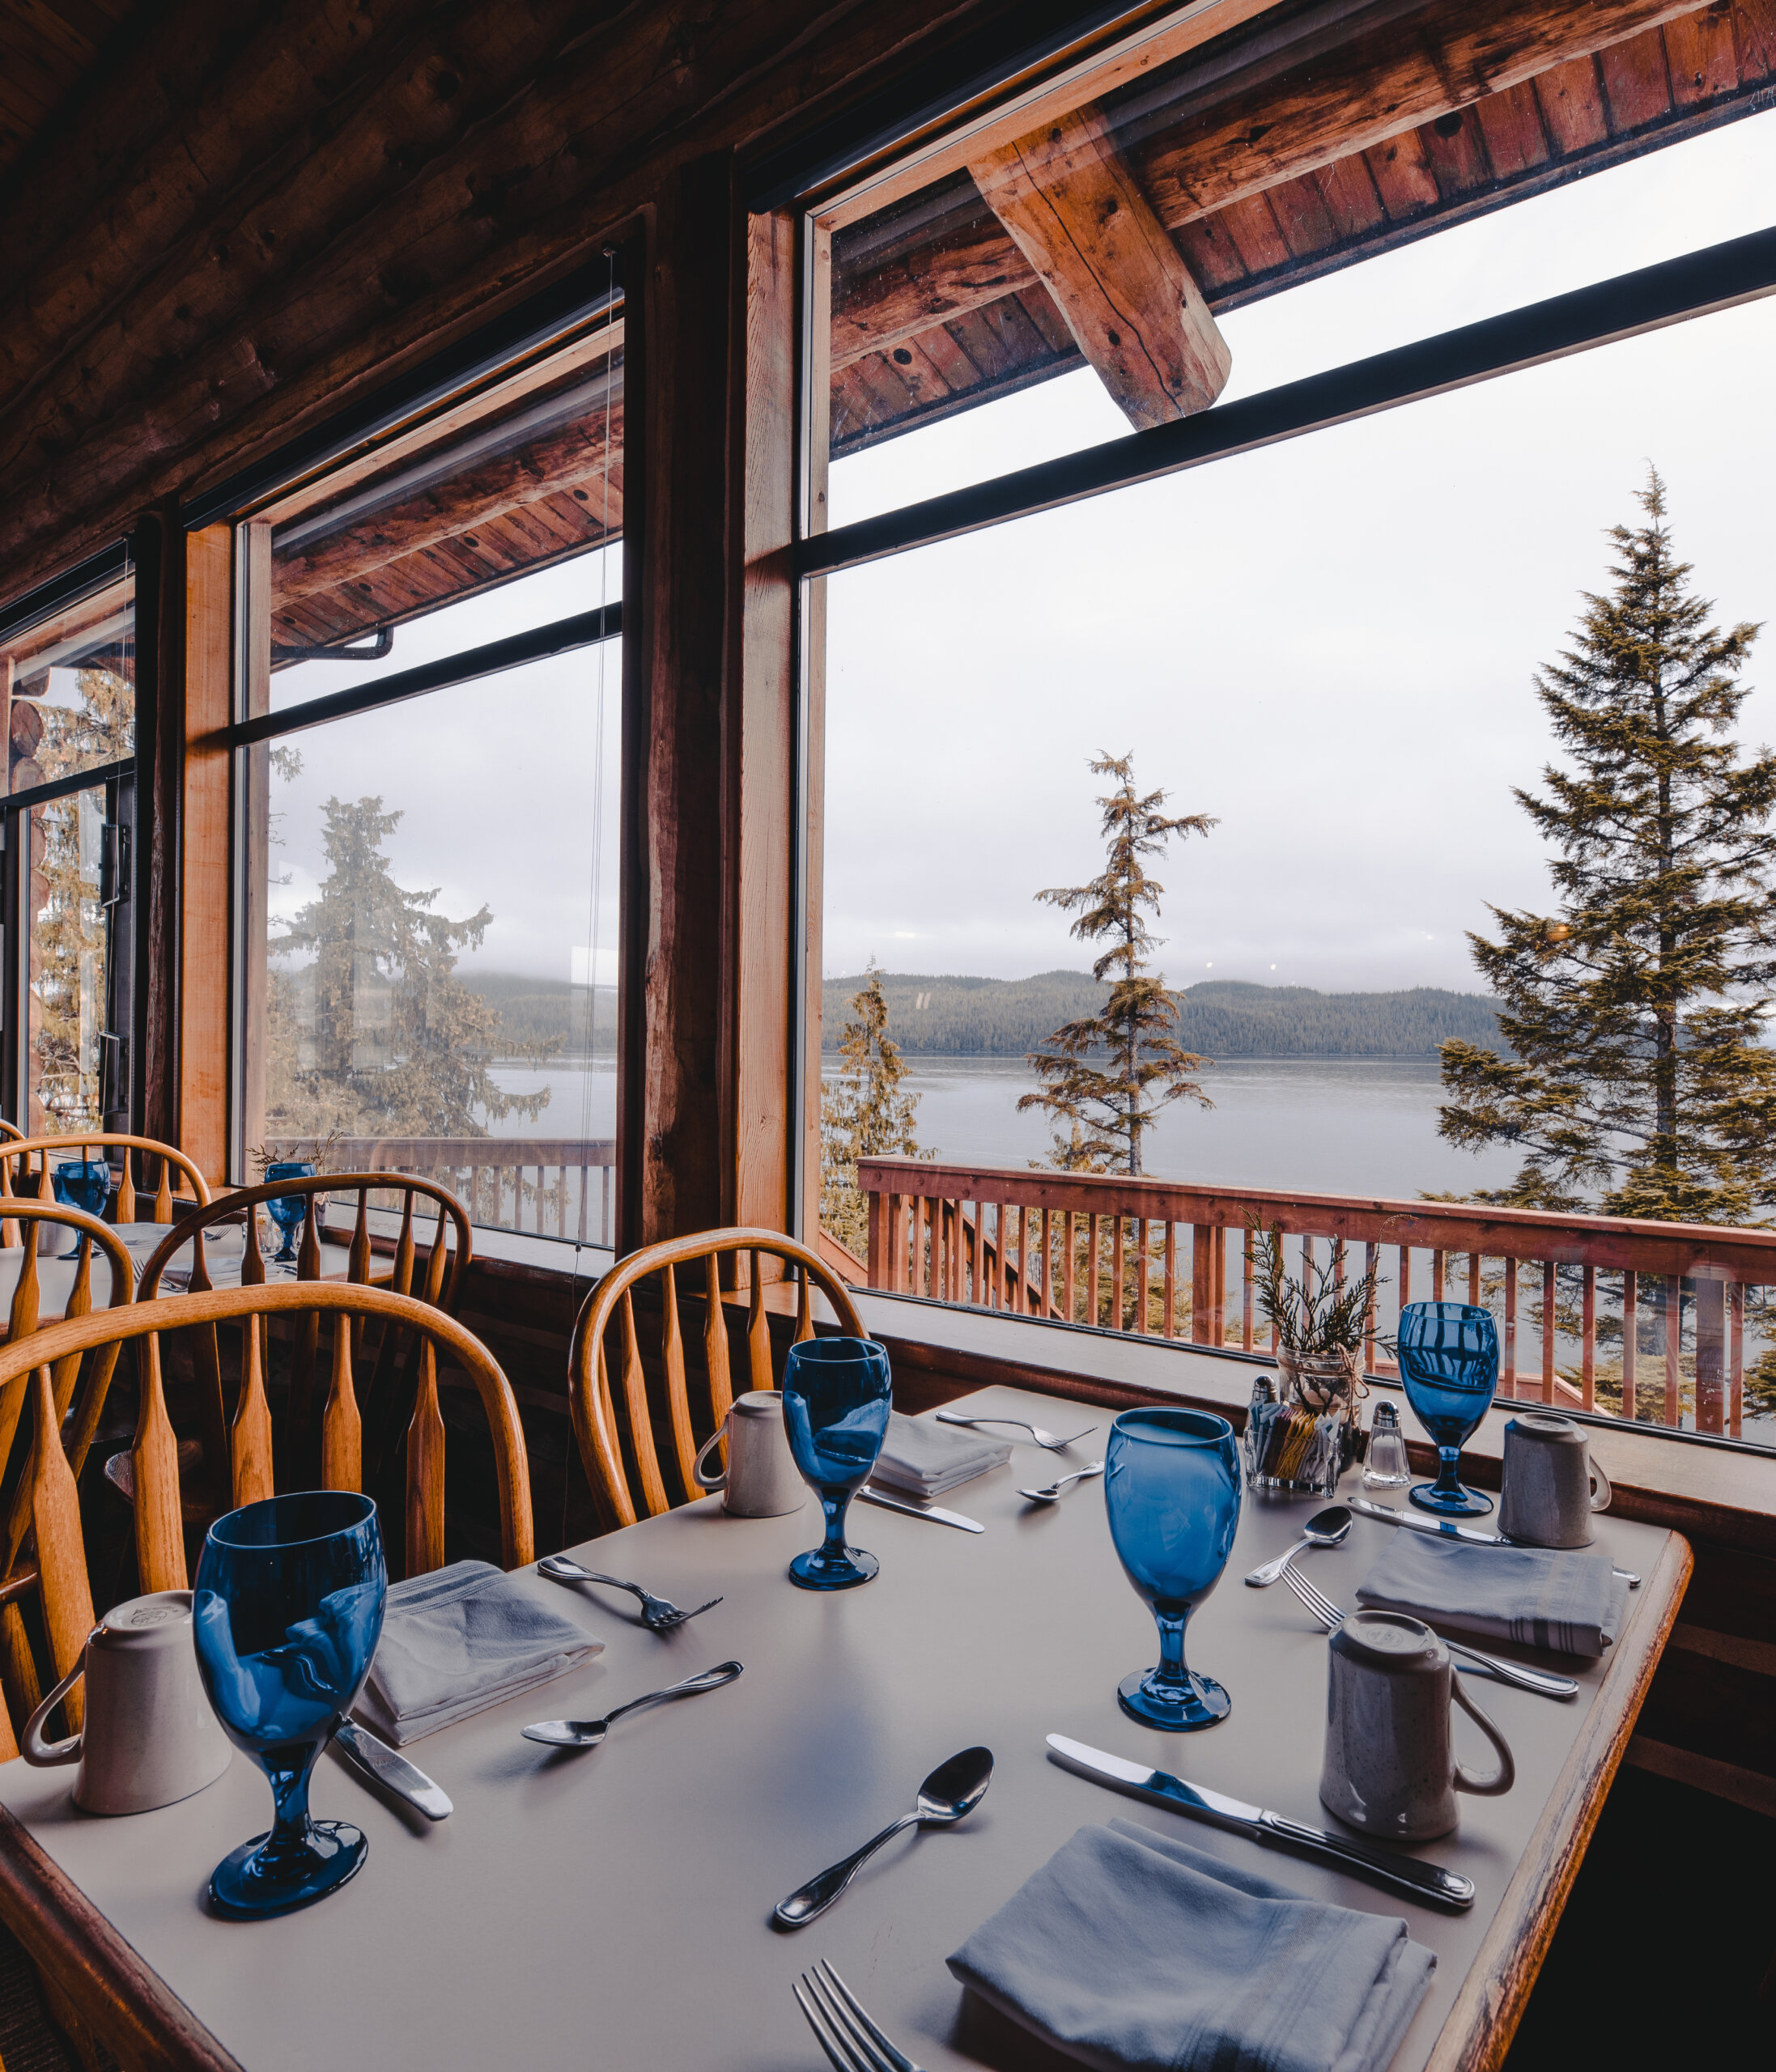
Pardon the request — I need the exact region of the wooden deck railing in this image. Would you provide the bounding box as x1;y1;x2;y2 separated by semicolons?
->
856;1157;1776;1440
269;1137;615;1246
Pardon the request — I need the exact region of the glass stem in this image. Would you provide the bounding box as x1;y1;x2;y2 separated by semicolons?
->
1433;1445;1465;1499
820;1490;852;1561
1153;1611;1191;1695
258;1744;319;1864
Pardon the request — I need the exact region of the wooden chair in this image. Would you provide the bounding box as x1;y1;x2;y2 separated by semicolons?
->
0;1132;210;1247
567;1228;866;1532
130;1174;473;1522
0;1119;23;1142
3;1285;534;1596
0;1202;134;1757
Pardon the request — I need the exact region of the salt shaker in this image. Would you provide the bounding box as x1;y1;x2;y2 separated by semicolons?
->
1363;1400;1411;1488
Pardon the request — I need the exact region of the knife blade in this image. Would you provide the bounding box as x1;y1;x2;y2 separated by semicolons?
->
1351;1496;1639;1586
1046;1734;1474;1912
857;1484;984;1533
334;1719;452;1820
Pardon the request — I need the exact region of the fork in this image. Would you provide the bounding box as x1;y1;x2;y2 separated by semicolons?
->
936;1410;1097;1451
536;1554;722;1632
1278;1556;1578;1700
793;1960;924;2072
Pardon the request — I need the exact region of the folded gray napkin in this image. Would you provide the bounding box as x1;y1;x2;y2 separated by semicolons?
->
357;1560;603;1744
1355;1533;1628;1658
949;1819;1434;2072
869;1411;1011;1497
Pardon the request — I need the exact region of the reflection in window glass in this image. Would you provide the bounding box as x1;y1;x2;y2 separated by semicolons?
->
2;562;134;794
28;785;111;1134
242;647;620;1244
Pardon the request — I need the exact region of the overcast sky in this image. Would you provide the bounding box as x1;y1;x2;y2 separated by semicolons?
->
822;108;1776;993
266;107;1776;1003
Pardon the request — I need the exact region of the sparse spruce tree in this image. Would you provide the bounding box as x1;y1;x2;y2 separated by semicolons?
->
1020;753;1216;1176
820;962;924;1256
1439;469;1776;1222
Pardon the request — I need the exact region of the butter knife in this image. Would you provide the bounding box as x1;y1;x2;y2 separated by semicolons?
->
1351;1496;1639;1586
1046;1734;1474;1911
334;1719;452;1820
857;1484;984;1533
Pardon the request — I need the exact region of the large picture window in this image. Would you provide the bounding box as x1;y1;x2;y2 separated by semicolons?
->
229;297;624;1246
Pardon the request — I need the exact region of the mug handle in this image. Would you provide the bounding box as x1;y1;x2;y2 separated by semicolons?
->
692;1419;729;1492
21;1632;99;1767
1450;1675;1515;1798
1588;1454;1612;1512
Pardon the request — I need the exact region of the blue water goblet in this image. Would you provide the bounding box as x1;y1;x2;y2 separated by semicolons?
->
193;1491;386;1918
264;1161;317;1266
1104;1408;1243;1730
780;1337;892;1590
1397;1301;1499;1518
50;1157;111;1259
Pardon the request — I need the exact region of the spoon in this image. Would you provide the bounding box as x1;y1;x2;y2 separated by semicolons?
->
1019;1461;1106;1503
1243;1504;1352;1587
520;1660;743;1747
774;1746;994;1928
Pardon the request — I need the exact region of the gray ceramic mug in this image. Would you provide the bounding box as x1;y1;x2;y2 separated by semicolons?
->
1319;1609;1515;1841
1499;1412;1612;1548
692;1391;806;1517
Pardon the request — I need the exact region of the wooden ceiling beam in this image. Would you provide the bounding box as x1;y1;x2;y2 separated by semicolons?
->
968;104;1229;430
831;0;1714;367
272;402;627;605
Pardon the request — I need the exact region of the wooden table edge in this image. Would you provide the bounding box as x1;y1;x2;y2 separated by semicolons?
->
1421;1526;1693;2072
0;1797;244;2072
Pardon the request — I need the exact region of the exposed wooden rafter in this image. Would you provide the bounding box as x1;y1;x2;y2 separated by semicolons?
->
968;104;1229;430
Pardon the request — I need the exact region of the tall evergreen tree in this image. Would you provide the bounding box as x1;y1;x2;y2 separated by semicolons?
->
1020;753;1215;1175
819;962;924;1255
267;795;551;1140
1440;469;1776;1221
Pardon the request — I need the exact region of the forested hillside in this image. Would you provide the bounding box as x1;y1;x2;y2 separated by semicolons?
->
819;971;1502;1058
457;972;614;1054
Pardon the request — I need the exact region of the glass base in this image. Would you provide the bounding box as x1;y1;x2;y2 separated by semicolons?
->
1117;1665;1230;1731
788;1543;878;1591
209;1821;367;1918
1408;1479;1494;1518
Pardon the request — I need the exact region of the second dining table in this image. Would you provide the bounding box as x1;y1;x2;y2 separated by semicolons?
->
0;1382;1687;2072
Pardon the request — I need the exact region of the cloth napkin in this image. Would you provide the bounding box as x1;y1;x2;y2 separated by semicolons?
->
868;1411;1010;1497
1355;1533;1628;1658
949;1818;1434;2072
356;1560;603;1744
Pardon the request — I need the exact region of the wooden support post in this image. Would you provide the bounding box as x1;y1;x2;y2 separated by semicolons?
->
1191;1225;1214;1344
1581;1265;1595;1412
1502;1260;1518;1397
1664;1275;1682;1428
1621;1270;1638;1420
1729;1283;1744;1438
1693;1277;1724;1436
1541;1259;1557;1404
181;525;232;1187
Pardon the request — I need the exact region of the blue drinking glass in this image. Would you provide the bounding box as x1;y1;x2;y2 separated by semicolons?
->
1104;1408;1243;1730
780;1337;892;1590
264;1161;317;1266
1397;1301;1499;1518
50;1157;111;1259
193;1491;386;1918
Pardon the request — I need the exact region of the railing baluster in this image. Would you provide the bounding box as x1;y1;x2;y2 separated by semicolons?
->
1664;1273;1682;1427
1468;1252;1481;1306
1213;1225;1227;1345
1397;1243;1409;1312
1062;1210;1076;1321
1363;1241;1378;1370
1241;1225;1253;1352
1431;1249;1445;1301
1694;1278;1725;1436
1540;1259;1557;1404
1165;1221;1178;1340
1502;1259;1518;1397
1135;1216;1150;1335
1581;1264;1595;1412
1730;1282;1744;1438
1621;1269;1638;1420
1088;1214;1101;1327
1112;1217;1127;1333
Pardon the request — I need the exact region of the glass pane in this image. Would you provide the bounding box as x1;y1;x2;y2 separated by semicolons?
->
824;42;1776;529
2;561;135;795
28;784;111;1135
243;642;620;1242
261;334;623;713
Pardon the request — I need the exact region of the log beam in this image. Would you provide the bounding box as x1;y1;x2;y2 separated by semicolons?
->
831;0;1714;368
969;106;1228;430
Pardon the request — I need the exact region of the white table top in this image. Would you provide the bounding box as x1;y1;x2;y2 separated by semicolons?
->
0;1382;1681;2072
0;1222;356;1317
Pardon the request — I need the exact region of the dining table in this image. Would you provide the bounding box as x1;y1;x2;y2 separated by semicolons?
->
0;1382;1689;2072
0;1219;362;1314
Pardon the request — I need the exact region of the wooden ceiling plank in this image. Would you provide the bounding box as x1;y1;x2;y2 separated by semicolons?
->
968;102;1230;430
1172;213;1250;295
1215;189;1294;276
1471;78;1554;178
830;221;1037;369
1663;7;1741;101
1263;171;1341;262
1417;105;1494;194
1534;53;1612;151
1733;0;1776;80
1016;282;1080;357
1362;128;1443;219
1598;26;1678;125
1312;154;1387;244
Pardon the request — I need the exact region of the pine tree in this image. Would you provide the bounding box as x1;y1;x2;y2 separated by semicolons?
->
1019;753;1215;1175
819;962;924;1255
1440;469;1776;1221
267;795;554;1140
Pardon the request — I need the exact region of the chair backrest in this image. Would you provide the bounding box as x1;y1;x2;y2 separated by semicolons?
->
0;1132;210;1238
0;1119;23;1143
0;1285;534;1596
137;1174;474;1522
567;1227;867;1531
